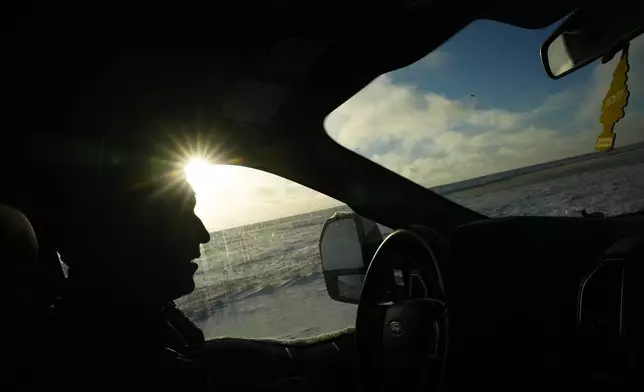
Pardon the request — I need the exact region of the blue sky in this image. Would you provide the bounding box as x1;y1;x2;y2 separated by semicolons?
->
391;20;572;112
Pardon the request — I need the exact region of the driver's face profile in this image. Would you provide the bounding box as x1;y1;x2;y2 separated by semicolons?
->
85;179;211;302
128;187;210;299
152;190;211;296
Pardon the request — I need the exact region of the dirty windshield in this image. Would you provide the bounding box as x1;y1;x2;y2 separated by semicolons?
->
325;20;644;217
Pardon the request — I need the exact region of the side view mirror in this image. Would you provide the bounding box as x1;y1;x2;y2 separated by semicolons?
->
318;211;390;304
541;4;644;79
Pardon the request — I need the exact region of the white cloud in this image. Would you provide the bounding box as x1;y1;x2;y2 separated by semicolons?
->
327;79;556;186
325;75;526;161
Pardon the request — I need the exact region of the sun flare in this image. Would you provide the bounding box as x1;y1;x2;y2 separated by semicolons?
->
185;157;213;191
181;154;340;232
184;156;240;196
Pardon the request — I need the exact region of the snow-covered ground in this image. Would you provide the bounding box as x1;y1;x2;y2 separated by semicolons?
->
175;207;358;340
176;146;644;341
449;161;644;217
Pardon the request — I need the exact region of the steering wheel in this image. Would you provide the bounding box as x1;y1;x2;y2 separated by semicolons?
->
355;227;449;392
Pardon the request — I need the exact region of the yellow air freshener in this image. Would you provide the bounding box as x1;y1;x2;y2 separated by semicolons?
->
596;46;631;151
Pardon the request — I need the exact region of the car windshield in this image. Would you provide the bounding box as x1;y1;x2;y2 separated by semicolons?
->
325;20;644;217
175;19;644;342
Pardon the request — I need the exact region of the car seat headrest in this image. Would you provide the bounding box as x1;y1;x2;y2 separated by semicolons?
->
0;204;38;265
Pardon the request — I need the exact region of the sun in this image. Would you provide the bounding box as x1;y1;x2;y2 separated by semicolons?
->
184;156;240;195
185;157;214;191
183;156;250;230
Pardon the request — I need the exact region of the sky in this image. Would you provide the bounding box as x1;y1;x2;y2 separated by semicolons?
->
191;20;644;232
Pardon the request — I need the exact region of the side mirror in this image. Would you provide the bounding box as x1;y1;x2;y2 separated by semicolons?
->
541;4;644;79
318;212;389;304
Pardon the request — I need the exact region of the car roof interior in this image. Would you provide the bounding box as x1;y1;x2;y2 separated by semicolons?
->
5;0;582;236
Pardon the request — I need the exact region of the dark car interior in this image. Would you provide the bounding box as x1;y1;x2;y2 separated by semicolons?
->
3;1;644;391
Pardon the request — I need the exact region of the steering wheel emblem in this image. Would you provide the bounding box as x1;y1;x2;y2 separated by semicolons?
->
389;320;405;335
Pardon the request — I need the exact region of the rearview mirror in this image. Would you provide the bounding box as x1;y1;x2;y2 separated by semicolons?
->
541;4;644;79
319;212;389;304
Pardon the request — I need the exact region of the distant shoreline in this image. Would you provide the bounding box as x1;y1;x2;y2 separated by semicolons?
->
433;141;644;196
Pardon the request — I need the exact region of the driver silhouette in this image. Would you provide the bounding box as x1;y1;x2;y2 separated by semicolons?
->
31;156;215;391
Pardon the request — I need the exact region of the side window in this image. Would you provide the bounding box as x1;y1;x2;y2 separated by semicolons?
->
175;163;361;340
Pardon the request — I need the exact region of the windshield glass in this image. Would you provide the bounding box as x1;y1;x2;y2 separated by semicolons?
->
325;20;644;217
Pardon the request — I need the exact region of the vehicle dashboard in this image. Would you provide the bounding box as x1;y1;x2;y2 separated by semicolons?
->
445;215;644;390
